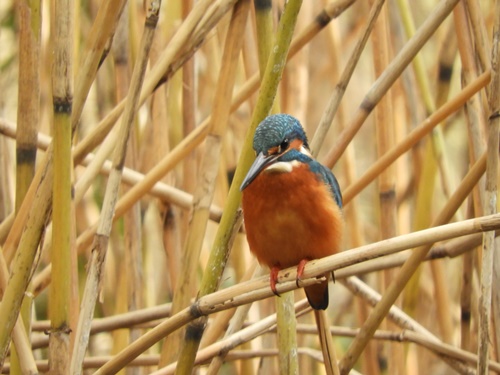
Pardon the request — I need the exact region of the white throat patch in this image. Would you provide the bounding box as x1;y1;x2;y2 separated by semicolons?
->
264;159;301;173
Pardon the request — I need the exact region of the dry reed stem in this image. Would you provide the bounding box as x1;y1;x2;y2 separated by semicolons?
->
339;149;487;374
150;301;310;375
343;70;490;204
342;277;500;373
325;0;460;167
310;0;383;155
70;3;160;373
477;3;500;373
94;212;500;373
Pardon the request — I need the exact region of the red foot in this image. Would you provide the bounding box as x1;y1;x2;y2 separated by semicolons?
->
270;266;281;296
296;258;311;288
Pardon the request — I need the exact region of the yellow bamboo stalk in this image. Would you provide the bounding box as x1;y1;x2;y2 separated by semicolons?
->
49;0;75;371
70;2;161;373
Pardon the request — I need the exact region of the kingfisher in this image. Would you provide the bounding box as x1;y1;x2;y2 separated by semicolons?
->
240;114;343;310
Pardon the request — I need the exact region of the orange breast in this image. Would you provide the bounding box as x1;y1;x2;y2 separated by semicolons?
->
241;165;343;269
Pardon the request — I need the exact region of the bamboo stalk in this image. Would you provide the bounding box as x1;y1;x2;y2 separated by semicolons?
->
49;0;75;371
70;2;161;373
477;3;500;373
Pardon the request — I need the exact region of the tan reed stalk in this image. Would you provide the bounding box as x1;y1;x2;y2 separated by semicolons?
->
111;6;145;364
0;250;37;374
323;13;379;374
150;301;311;375
70;2;161;373
254;0;275;74
460;204;475;353
15;0;40;212
94;211;500;373
341;277;500;373
454;3;487;167
181;0;197;239
324;0;460;167
310;0;384;155
396;0;456;344
464;0;491;74
477;3;500;373
370;3;403;374
49;0;75;371
343;70;490;204
71;0;127;130
11;1;41;373
159;0;251;367
338;150;488;374
435;23;457;108
334;231;494;280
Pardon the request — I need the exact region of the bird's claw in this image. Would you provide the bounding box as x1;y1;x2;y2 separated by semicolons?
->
270;266;281;296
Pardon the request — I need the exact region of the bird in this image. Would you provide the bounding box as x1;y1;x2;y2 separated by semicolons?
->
240;114;343;310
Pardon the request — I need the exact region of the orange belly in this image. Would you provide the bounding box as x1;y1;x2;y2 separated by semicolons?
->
241;165;343;269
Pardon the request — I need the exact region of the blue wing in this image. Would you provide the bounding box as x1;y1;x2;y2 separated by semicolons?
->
280;150;343;208
308;160;343;209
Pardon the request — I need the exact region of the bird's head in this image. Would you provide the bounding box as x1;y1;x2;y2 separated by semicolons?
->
240;114;311;191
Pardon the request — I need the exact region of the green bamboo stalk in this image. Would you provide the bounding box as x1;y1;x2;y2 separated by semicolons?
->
159;0;251;367
49;0;74;371
174;1;302;373
477;3;500;373
339;152;488;374
70;2;161;373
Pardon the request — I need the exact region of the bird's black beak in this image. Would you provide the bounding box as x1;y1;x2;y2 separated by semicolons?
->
240;152;279;191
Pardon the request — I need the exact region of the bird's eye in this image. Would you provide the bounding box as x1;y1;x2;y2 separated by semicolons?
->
279;139;289;153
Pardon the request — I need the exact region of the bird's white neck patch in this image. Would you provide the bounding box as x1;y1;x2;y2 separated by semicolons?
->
264;159;300;174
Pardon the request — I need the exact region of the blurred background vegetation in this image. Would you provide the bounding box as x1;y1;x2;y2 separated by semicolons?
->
0;0;499;374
